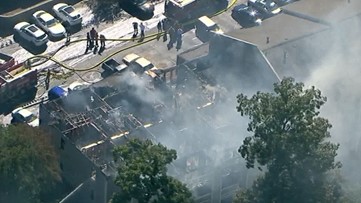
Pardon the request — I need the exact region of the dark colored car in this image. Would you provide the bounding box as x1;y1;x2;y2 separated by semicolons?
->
231;4;262;27
247;0;282;18
274;0;297;6
119;0;154;20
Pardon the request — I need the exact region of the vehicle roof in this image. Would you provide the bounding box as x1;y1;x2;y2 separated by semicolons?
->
68;81;89;90
35;11;54;22
169;0;195;7
135;57;152;67
25;24;45;37
12;108;33;118
233;4;249;11
53;3;68;10
123;53;140;64
234;4;260;16
14;22;30;30
198;16;217;27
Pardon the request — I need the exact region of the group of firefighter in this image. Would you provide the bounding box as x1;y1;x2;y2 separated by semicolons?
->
85;27;106;55
132;19;184;51
83;18;184;55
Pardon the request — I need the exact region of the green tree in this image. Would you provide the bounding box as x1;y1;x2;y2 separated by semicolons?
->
234;78;342;203
87;0;123;22
111;138;193;203
0;124;61;203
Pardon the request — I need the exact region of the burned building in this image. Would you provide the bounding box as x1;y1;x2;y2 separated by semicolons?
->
164;34;280;202
40;34;280;203
40;71;174;203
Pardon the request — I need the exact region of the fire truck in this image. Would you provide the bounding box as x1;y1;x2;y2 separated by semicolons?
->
164;0;228;23
0;53;38;104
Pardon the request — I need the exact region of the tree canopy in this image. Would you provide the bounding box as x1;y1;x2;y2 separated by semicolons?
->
234;78;342;203
112;138;193;203
0;124;60;203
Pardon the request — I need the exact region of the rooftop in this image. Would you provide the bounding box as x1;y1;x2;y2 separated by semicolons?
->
227;13;328;50
283;0;361;25
41;34;279;178
41;72;171;167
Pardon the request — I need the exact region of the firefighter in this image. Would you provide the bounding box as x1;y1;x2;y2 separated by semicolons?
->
100;34;106;49
139;22;145;40
157;21;162;33
162;19;169;42
90;27;97;43
98;34;106;55
167;26;176;50
176;27;183;51
84;32;92;54
132;22;138;39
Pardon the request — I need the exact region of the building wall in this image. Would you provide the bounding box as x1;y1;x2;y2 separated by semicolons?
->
93;167;122;203
39;103;96;188
59;176;96;203
40;103;123;203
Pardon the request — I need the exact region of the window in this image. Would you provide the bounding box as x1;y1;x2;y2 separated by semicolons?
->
36;34;46;40
64;6;75;14
45;19;57;27
60;138;65;149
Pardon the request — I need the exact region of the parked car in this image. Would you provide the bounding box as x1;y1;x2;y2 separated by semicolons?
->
247;0;282;18
11;107;39;127
231;4;262;27
101;58;128;77
129;57;157;73
53;3;82;26
195;16;224;42
122;53;141;65
119;0;154;21
67;81;90;91
122;53;157;73
274;0;297;6
32;10;66;39
13;22;48;46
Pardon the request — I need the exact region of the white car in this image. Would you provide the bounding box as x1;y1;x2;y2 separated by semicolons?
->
133;57;156;71
67;81;89;91
122;53;156;71
53;3;82;26
32;10;66;38
11;108;39;127
122;53;141;65
13;22;48;46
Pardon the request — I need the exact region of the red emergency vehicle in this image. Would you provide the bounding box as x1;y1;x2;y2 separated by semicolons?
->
0;53;37;104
